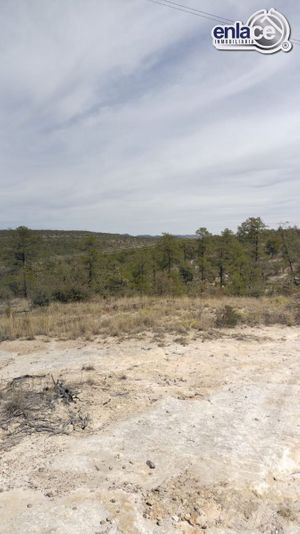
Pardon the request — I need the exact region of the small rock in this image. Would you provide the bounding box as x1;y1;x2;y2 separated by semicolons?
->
195;516;206;527
146;460;156;469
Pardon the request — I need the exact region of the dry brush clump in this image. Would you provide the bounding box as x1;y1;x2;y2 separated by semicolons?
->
0;296;299;341
0;374;88;450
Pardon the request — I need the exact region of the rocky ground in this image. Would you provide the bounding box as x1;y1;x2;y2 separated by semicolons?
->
0;326;299;533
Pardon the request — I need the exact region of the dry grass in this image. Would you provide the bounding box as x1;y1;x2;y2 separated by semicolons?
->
81;364;95;371
0;296;299;341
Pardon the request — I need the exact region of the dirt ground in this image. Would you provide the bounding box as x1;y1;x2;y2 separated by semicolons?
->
0;326;299;533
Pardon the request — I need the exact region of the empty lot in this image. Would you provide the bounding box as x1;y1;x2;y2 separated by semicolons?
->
0;325;299;533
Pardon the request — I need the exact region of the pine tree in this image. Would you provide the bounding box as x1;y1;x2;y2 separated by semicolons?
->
82;236;98;289
8;226;39;298
195;227;212;282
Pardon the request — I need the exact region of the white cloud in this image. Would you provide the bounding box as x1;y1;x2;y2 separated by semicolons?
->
0;0;299;233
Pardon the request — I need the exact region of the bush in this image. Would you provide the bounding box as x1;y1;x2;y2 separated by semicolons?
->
31;290;50;307
52;286;89;303
216;305;240;328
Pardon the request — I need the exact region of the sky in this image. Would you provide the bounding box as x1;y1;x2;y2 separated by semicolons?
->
0;0;300;235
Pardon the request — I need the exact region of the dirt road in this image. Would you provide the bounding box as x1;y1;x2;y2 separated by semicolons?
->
0;326;299;533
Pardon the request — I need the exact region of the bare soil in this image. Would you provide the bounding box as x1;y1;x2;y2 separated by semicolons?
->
0;326;299;533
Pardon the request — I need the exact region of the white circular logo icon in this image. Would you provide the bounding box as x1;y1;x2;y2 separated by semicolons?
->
247;8;292;54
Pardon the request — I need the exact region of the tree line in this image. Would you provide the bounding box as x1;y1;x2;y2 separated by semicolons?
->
0;217;299;305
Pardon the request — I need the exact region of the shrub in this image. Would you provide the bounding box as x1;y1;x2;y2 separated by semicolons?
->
216;305;240;328
52;287;89;303
31;290;50;307
81;364;95;371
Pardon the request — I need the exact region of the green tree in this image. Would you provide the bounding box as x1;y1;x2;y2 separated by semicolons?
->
213;229;249;293
9;226;39;298
81;236;98;289
265;233;281;258
180;239;196;262
278;225;299;286
214;229;234;288
129;249;150;293
237;217;266;263
195;227;212;282
156;234;181;275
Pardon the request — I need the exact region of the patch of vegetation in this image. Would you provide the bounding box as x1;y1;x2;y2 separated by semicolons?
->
216;305;240;328
81;364;95;371
0;296;298;340
0;219;299;308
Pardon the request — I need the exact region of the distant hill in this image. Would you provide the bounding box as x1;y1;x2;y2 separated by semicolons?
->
0;229;158;259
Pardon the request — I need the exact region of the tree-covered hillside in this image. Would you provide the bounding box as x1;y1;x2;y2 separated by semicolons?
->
0;218;299;304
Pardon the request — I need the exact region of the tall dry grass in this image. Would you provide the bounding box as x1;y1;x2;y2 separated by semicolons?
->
0;295;299;341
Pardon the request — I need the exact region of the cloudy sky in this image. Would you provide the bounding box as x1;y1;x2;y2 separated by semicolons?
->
0;0;299;234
